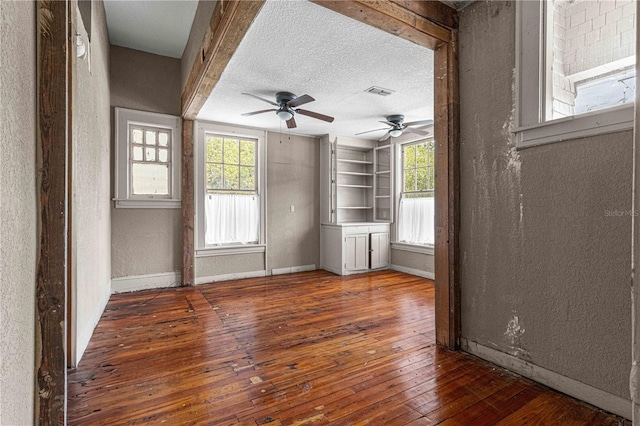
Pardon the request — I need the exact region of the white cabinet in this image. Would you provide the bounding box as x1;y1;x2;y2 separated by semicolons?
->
321;223;390;275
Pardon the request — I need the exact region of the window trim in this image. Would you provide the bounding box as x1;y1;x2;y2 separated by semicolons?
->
392;131;435;249
514;0;636;149
113;107;181;208
195;121;267;256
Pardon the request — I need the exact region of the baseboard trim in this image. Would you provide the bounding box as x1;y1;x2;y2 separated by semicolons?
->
390;264;435;280
461;338;631;419
111;272;181;294
271;264;316;275
195;270;267;285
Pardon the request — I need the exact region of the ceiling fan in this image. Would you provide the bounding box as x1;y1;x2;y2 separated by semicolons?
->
241;91;335;129
356;115;434;141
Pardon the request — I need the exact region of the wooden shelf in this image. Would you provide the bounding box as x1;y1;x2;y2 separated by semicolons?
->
375;170;391;175
375;195;391;198
337;159;373;165
337;171;373;176
337;206;373;210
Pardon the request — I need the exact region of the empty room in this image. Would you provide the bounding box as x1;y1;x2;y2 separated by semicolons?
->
1;0;638;424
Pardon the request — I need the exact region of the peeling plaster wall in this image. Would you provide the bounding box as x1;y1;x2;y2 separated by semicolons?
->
0;1;36;423
460;0;631;399
110;46;182;278
72;0;112;364
181;0;217;90
267;132;320;271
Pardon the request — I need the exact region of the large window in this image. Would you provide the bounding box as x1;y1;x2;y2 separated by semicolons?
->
515;0;636;147
397;140;435;246
114;108;181;208
195;122;265;254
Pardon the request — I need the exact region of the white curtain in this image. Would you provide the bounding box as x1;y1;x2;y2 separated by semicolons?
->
398;196;435;245
204;194;259;245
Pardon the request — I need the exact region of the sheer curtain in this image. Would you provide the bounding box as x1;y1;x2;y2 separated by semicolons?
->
204;194;259;245
398;196;435;245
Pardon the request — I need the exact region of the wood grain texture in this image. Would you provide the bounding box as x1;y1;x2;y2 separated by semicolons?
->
181;119;194;286
67;271;623;424
36;0;69;424
389;0;458;30
181;0;265;119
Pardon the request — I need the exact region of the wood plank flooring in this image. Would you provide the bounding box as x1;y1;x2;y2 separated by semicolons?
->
68;270;626;425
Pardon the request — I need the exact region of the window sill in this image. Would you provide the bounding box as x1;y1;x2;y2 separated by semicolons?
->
196;244;266;258
113;199;181;209
391;242;434;255
513;104;634;149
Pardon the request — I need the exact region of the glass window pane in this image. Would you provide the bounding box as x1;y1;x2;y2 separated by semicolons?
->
132;163;169;195
158;132;169;147
145;147;156;161
240;140;256;166
240;166;255;190
145;130;156;145
132;145;143;161
416;144;428;167
206;136;223;163
158;148;169;163
403;145;415;168
206;164;223;190
404;169;416;192
223;138;240;165
223;165;240;190
132;128;143;144
416;167;428;191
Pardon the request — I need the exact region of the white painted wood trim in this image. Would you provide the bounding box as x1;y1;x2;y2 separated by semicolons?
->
111;272;182;294
390;264;434;280
391;242;434;255
461;338;631;420
195;270;266;285
271;264;316;275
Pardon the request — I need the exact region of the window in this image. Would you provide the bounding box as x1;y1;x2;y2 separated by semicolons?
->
195;122;266;255
515;0;636;148
397;140;435;246
114;108;181;208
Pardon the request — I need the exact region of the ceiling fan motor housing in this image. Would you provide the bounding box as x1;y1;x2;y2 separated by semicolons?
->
386;114;405;125
276;91;297;106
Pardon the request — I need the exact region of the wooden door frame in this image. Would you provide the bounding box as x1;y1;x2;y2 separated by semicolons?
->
181;0;460;349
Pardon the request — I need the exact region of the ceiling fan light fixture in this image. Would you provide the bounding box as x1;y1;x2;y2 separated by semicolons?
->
276;109;294;121
389;128;403;138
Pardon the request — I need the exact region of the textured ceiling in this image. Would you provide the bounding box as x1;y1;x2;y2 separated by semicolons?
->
197;0;434;139
104;0;198;58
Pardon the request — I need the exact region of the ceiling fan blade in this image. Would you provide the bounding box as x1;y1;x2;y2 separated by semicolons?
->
403;119;434;127
379;131;392;141
403;126;431;136
286;116;297;129
287;94;314;108
379;120;396;127
355;127;389;136
241;109;277;117
242;92;278;106
296;109;335;123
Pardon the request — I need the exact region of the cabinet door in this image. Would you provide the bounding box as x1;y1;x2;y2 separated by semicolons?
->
345;234;368;271
370;232;390;269
374;145;393;222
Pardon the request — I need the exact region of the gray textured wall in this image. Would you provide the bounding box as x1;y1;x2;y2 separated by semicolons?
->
459;0;631;398
267;132;320;271
72;0;112;361
110;46;183;278
0;1;36;423
391;249;434;275
196;253;265;278
181;0;217;90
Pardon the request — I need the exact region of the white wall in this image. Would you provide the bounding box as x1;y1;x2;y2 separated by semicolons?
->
0;1;37;423
71;0;113;364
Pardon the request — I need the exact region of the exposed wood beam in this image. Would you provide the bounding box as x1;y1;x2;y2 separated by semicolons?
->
181;0;265;120
390;0;459;30
182;119;195;286
36;0;69;422
310;0;453;50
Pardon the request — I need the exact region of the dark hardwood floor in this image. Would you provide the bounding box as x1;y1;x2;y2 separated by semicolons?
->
68;270;626;425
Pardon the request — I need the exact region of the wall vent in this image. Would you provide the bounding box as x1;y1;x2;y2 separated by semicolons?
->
364;86;395;96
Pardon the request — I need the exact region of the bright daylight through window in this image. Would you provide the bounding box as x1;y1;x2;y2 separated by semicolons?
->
130;126;171;196
548;0;636;119
398;140;435;246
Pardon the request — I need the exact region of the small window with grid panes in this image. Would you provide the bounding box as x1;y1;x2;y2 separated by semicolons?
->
129;125;172;197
